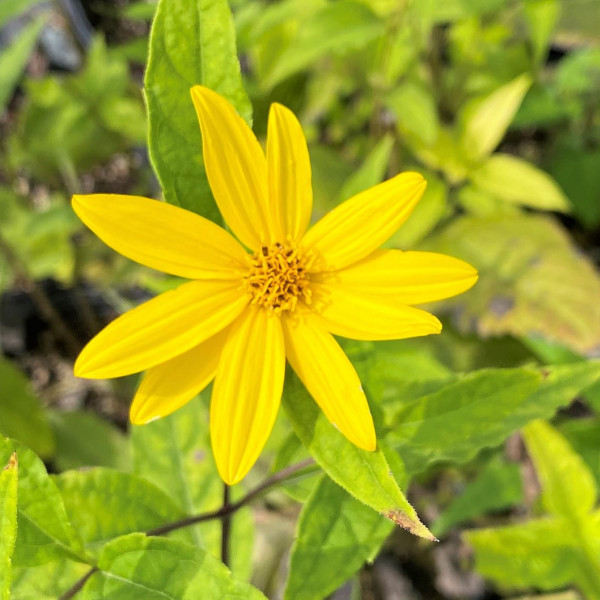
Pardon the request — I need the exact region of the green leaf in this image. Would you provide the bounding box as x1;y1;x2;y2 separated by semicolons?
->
11;560;90;600
426;214;600;355
285;476;393;600
145;0;251;220
0;437;86;567
81;533;267;599
386;82;440;147
336;135;394;202
470;153;570;212
466;518;588;593
264;0;383;88
53;468;185;555
131;396;253;579
282;373;435;541
432;456;523;537
522;420;597;518
0;18;45;112
0;359;55;458
388;362;600;475
0;454;18;600
48;410;130;471
459;74;532;162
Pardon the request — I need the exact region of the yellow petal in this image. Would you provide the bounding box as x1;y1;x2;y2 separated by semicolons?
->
210;307;285;484
314;250;478;304
191;86;275;248
130;327;230;425
300;172;426;272
282;312;375;450
72;194;248;279
74;280;248;379
309;282;442;340
266;103;312;242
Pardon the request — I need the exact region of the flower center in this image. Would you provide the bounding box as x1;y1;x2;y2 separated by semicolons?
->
245;242;311;314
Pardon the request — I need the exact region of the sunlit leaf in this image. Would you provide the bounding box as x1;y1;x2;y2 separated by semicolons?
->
10;560;90;600
81;533;267;599
283;373;435;540
426;214;600;354
459;74;532;162
0;438;86;567
523;420;597;518
388;362;600;475
470;153;570;212
0;454;17;600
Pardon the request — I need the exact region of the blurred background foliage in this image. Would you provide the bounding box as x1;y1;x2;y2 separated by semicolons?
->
1;0;600;598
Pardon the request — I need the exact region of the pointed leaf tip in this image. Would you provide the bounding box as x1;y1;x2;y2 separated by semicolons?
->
3;453;17;470
384;509;438;542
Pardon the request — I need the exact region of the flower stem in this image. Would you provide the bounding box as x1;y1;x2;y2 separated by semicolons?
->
221;483;231;568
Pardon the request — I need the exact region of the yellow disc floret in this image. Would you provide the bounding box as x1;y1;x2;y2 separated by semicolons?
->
245;242;311;314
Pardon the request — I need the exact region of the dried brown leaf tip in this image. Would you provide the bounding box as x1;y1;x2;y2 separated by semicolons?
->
384;509;439;542
3;452;18;470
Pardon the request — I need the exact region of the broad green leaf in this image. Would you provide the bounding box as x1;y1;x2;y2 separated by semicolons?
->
426;214;600;354
282;373;435;540
131;396;253;579
459;74;531;163
264;0;383;88
432;456;523;537
0;18;45;112
145;0;251;221
386;82;440;147
0;438;86;567
10;560;90;600
53;468;185;555
337;135;394;202
389;362;600;475
0;454;18;600
470;153;570;212
81;533;267;599
522;420;597;518
285;476;394;600
0;359;55;458
48;410;130;471
466;518;587;593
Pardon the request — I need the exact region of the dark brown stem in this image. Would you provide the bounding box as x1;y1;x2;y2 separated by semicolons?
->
58;567;98;600
59;458;316;599
221;483;231;568
147;457;315;537
0;231;82;356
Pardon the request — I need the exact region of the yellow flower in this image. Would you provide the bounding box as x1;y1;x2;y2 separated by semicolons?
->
72;86;477;484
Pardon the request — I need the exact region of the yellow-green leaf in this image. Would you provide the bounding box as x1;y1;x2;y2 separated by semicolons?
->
470;153;570;212
522;420;597;518
459;74;532;162
0;453;17;600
